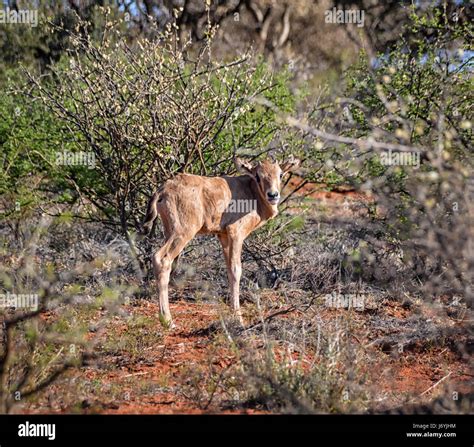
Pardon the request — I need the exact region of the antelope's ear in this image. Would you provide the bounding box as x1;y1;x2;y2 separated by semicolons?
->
234;157;254;175
280;157;301;175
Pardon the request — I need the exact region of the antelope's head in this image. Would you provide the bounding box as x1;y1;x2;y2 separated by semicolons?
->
235;156;301;206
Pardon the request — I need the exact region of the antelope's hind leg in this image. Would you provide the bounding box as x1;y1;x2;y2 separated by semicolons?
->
153;233;195;328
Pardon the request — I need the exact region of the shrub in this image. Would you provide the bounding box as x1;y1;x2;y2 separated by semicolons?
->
26;11;296;247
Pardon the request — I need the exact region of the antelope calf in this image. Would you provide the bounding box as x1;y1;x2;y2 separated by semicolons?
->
142;157;300;327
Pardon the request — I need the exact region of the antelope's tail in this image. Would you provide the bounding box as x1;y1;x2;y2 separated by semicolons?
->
141;190;161;235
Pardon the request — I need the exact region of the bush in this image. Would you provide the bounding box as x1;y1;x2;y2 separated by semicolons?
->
0;216;133;413
279;6;473;306
26;11;296;245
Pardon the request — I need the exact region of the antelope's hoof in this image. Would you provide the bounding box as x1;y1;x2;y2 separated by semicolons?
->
159;314;175;330
234;313;245;327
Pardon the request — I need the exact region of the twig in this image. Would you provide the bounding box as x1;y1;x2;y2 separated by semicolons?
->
121;371;152;379
420;371;452;397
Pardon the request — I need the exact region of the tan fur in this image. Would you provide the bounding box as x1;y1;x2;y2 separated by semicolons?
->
143;157;300;327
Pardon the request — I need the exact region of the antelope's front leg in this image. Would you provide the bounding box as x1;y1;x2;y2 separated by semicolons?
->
228;237;244;325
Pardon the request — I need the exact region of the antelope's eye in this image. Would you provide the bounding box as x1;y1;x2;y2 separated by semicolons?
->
255;173;260;183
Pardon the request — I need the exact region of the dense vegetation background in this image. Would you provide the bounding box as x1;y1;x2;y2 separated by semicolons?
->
0;0;472;414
